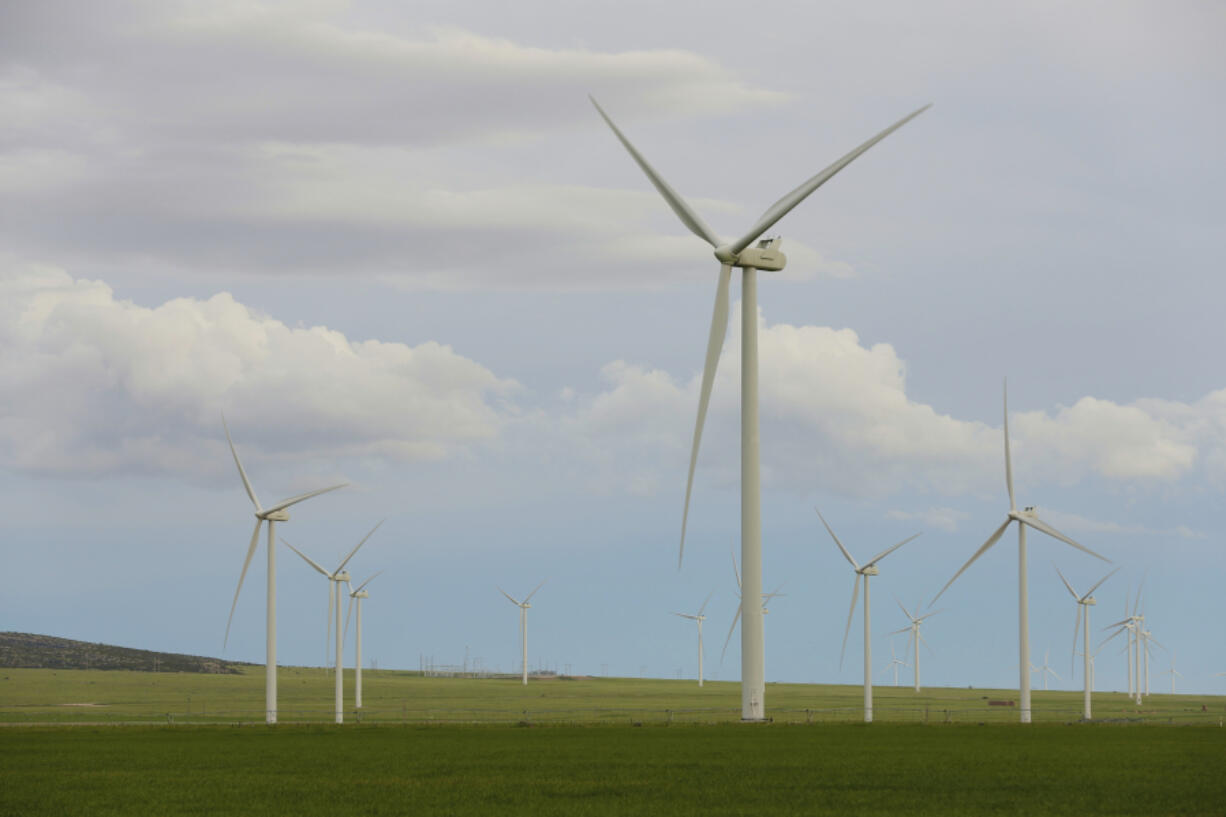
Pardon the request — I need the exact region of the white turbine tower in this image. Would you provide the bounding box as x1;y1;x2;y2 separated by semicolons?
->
221;417;346;725
1140;629;1164;698
344;571;382;710
881;640;909;687
890;600;941;693
673;593;713;687
283;522;382;724
499;581;545;685
817;508;919;723
592;97;929;721
1055;564;1118;720
932;382;1110;723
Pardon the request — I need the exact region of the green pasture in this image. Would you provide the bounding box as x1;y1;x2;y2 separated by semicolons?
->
2;722;1224;816
2;666;1224;724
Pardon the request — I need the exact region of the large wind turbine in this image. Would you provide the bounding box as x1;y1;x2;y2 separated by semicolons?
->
283;521;382;724
890;600;941;693
673;593;713;687
222;417;346;725
1055;564;1117;720
499;581;545;685
344;571;382;710
592;97;929;720
931;382;1110;723
817;508;919;723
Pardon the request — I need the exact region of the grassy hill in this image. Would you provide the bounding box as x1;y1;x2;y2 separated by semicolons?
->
0;632;247;674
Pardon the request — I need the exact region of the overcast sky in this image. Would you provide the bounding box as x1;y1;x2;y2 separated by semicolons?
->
3;0;1225;700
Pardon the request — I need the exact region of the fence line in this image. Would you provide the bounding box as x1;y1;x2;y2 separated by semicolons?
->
3;704;1224;727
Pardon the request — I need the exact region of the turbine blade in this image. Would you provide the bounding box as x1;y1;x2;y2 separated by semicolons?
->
1082;567;1120;600
327;581;335;661
887;626;912;636
353;570;383;594
815;507;859;570
1024;516;1109;562
1003;380;1015;512
222;414;262;513
915;608;944;623
865;532;921;567
264;482;348;515
498;586;521;606
674;612;698;620
344;592;355;645
524;579;547;604
680;263;732;568
1071;604;1082;678
282;539;331;577
919;631;933;655
589;96;721;248
1053;563;1079;600
698;591;713;617
335;519;384;573
894;596;914;621
839;575;861;671
224;519;263;649
728;104;931;256
1097;628;1127;650
931;518;1012;604
1133;575;1147;616
721;603;742;663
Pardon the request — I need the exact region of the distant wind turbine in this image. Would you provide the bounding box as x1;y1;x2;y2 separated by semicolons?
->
1054;564;1117;720
499;581;545;685
817;508;919;723
1033;649;1061;691
932;382;1110;723
344;571;382;710
722;544;784;663
881;639;909;687
673;593;713;687
221;416;346;725
283;521;382;724
1160;651;1182;695
592;96;930;721
890;600;941;693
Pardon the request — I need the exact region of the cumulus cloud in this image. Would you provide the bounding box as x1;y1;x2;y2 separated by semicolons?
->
0;264;516;477
558;303;1218;498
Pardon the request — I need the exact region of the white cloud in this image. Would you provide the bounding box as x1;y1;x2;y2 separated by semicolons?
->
558;304;1221;499
0;264;516;477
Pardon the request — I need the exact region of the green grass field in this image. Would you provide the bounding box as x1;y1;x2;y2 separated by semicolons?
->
2;666;1224;725
2;722;1224;816
3;669;1225;815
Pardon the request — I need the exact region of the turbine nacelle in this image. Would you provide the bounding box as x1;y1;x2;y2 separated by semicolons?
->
1083;596;1097;606
334;570;351;583
713;238;787;271
858;564;880;577
261;509;291;522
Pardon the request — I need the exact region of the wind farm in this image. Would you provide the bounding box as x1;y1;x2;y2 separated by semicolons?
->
5;2;1226;815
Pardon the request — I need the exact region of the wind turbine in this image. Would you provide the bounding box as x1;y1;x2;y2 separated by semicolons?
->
1102;585;1145;703
673;593;713;687
283;521;382;724
592;97;929;720
1160;651;1182;695
722;544;784;663
890;600;941;693
1140;628;1165;698
344;571;382;710
931;382;1110;723
499;581;545;685
221;417;346;725
817;508;919;723
1033;648;1061;691
881;639;909;687
1055;564;1117;719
